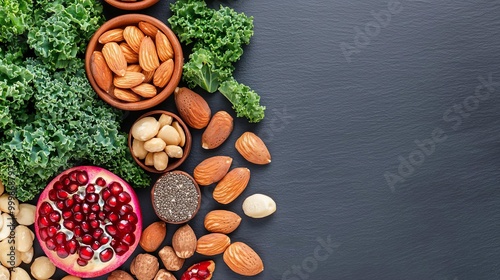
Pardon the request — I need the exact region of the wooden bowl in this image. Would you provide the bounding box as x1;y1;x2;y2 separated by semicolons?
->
104;0;159;11
151;170;201;224
85;14;183;111
128;110;192;173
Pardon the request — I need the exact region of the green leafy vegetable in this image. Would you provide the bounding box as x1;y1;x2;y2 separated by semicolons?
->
0;0;150;201
169;0;265;123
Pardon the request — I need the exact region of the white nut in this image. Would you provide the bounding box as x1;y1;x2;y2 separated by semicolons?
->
15;203;36;226
0;213;13;240
31;256;56;280
0;194;19;215
165;145;183;158
157;125;180;145
171;121;186;147
144;138;167;153
0;264;9;280
131;117;160;141
242;194;277;218
10;267;29;280
158;114;173;127
0;238;20;268
14;225;33;253
20;247;33;264
153;152;169;171
132;139;148;160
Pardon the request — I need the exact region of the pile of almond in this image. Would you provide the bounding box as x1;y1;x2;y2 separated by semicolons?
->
91;21;174;102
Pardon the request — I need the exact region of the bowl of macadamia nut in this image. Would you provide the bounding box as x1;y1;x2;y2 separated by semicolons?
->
128;110;191;173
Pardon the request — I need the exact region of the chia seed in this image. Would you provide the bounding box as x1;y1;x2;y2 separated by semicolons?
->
152;172;200;223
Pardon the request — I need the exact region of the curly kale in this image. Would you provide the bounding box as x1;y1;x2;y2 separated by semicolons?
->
0;0;33;43
169;0;265;123
0;0;150;201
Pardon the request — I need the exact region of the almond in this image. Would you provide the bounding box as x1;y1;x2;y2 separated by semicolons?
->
113;88;141;102
204;210;241;234
120;42;139;64
142;69;155;83
139;221;166;252
98;28;124;44
114;71;145;88
158;246;184;271
213;167;250;204
196;233;231;256
174;87;211;129
123;25;145;53
90;51;113;93
102;42;127;77
127;64;142;72
155;31;174;62
139;36;160;72
202;111;233;149
172;224;197;258
153;59;174;88
223;242;264;276
235;132;271;165
193;156;232;186
139;21;159;37
132;83;157;98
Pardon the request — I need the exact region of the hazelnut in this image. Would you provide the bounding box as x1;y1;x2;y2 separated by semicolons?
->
107;270;134;280
130;253;159;280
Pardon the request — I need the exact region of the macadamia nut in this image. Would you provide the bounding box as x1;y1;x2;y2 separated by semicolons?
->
242;194;277;218
131;117;160;141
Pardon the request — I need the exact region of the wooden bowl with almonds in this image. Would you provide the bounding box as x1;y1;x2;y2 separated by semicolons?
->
85;14;183;111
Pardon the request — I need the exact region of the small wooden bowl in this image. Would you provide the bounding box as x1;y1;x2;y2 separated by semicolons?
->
104;0;159;11
85;14;183;111
128;110;192;173
151;170;201;224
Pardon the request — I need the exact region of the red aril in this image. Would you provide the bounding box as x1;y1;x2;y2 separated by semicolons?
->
34;166;142;278
181;260;215;280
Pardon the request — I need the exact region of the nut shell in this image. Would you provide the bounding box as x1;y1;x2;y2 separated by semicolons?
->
172;224;197;258
108;270;134;280
204;210;241;234
139;221;167;252
130;254;159;280
174;87;211;129
158;246;184;271
193;156;232;186
223;242;264;276
202;111;233;149
235;132;271;165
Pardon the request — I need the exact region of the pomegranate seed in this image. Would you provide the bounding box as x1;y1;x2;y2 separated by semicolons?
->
91;203;100;212
79;246;94;261
74;212;84;222
55;232;66;244
62;211;72;220
88;212;97;220
56;245;69;258
81;221;90;233
61;175;71;187
57;190;68;199
76;171;89;185
82;234;93;245
103;204;112;212
108;213;119;223
45;239;56;250
55;200;64;210
39;228;49;241
54;181;63;190
122;233;135;246
38;216;50;228
91;241;100;251
47;226;58;237
86;193;98;203
39;201;53;216
49;212;61;223
74;226;82;237
198;270;208;277
96;177;106;187
123;213;138;224
86;184;95;193
90;220;99;228
68;170;78;182
106;196;117;208
105;225;117;236
117;220;132;232
115;243;129;256
101;188;111;201
74;194;84;203
119;204;133;216
117;192;131;204
82;203;90;214
98;211;106;220
67;183;79;193
99;248;114;262
109;182;123;196
77;258;88;266
68;239;79;254
48;189;57;201
99;236;110;244
63;220;75;230
72;204;82;213
93;228;104;240
64;198;75;209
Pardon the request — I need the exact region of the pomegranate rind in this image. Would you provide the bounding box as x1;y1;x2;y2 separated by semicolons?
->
35;166;142;278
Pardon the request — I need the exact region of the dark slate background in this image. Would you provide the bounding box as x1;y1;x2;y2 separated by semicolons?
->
53;0;500;279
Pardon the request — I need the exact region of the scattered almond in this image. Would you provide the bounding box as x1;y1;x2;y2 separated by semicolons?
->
174;87;211;129
172;224;197;258
213;167;251;204
202;111;233;149
223;242;264;276
204;210;242;234
139;221;167;252
235;132;271;165
193;156;232;186
196;233;231;256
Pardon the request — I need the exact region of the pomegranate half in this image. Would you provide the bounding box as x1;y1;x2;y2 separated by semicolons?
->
34;166;142;278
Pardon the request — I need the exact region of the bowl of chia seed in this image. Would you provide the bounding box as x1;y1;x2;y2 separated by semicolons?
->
151;170;201;224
